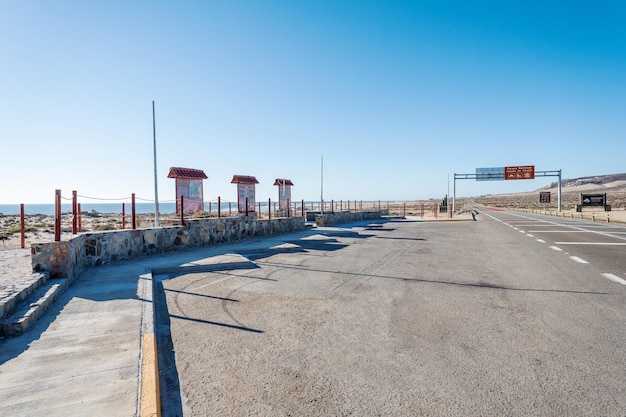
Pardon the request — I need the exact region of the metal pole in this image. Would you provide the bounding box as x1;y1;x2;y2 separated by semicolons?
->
558;169;562;212
320;155;324;215
152;101;160;227
453;174;456;212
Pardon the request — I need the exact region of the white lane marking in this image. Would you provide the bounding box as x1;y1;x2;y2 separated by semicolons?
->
536;239;546;243
602;273;626;286
526;234;534;238
554;242;626;246
487;211;626;242
569;256;588;264
549;246;563;251
529;230;592;233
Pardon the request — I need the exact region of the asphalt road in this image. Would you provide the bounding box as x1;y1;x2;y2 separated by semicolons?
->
155;215;626;416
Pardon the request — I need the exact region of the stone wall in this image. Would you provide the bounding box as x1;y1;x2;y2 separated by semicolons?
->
315;210;386;227
31;216;305;279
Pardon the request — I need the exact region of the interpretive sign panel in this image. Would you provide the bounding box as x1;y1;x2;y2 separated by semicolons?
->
176;178;204;213
475;167;504;181
237;184;256;213
540;191;551;204
581;193;606;207
505;165;535;180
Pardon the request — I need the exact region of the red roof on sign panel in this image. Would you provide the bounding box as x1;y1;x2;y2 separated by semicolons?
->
273;179;294;186
167;167;208;179
231;175;259;184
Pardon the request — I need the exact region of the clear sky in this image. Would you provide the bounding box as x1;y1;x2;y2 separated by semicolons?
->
1;1;625;205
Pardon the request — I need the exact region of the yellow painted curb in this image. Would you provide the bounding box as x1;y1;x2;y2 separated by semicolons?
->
141;332;161;417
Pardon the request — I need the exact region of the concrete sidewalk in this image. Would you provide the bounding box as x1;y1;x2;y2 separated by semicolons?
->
0;256;153;417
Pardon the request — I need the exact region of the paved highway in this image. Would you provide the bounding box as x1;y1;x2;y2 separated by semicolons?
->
478;208;626;286
155;214;626;416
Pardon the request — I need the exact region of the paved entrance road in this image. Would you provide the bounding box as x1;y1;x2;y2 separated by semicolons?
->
155;217;626;416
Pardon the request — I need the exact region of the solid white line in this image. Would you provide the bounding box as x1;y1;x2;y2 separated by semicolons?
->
549;246;563;251
554;242;626;246
529;230;592;233
602;273;626;286
569;256;588;264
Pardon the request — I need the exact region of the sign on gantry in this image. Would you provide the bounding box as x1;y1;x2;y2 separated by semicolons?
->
505;165;535;180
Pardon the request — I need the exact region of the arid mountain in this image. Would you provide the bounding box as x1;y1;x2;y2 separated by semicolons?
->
540;173;626;193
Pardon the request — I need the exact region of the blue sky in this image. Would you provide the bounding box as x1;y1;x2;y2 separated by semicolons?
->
1;1;624;205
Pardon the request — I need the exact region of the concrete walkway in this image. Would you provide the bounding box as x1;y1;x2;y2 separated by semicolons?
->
0;255;151;417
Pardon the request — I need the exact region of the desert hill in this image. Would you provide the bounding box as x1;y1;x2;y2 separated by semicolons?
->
540;173;626;193
474;173;626;211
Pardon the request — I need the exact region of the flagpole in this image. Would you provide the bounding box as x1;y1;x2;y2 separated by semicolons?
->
152;100;160;227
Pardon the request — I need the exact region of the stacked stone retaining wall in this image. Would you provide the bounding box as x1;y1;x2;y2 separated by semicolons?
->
31;216;305;279
315;210;386;227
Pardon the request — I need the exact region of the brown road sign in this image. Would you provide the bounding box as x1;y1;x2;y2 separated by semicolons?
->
505;165;535;180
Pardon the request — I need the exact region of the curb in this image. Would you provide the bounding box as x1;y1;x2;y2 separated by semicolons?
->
139;272;161;417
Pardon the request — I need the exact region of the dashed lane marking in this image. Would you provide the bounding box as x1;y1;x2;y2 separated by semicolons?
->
602;273;626;286
570;256;589;264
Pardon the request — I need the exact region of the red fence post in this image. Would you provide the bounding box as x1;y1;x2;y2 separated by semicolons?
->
122;203;126;229
78;203;82;232
20;203;25;249
229;202;232;216
54;189;61;242
180;196;185;225
301;199;305;218
218;196;221;218
268;198;271;220
71;190;78;234
403;201;406;217
132;193;137;230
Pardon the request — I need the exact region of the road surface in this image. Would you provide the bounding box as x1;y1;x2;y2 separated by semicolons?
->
155;214;626;416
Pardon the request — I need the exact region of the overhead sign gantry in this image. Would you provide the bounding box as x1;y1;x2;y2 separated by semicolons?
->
453;166;562;212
